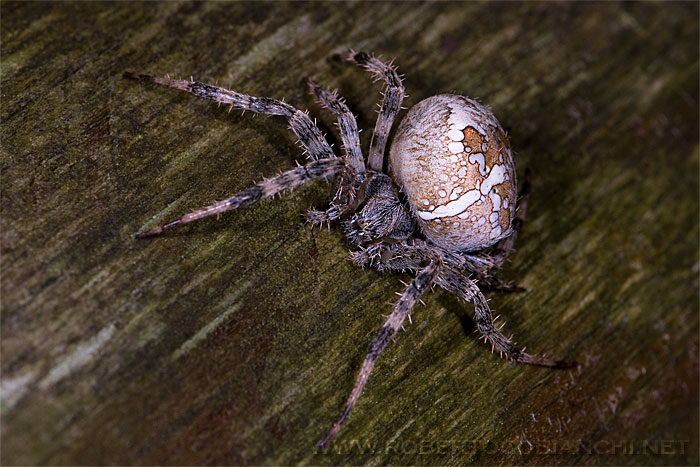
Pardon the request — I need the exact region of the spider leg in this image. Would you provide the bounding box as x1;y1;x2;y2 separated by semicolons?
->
344;51;405;172
136;158;345;238
434;267;575;368
123;72;335;161
304;79;367;228
304;169;367;228
305;204;347;227
361;240;575;368
307;78;366;180
318;256;441;449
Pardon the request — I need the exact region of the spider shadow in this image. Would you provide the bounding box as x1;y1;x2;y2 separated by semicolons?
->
437;291;476;337
436;283;526;340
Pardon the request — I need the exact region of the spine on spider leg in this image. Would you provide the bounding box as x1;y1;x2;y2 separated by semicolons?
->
306;78;366;179
122;72;296;117
136;158;345;238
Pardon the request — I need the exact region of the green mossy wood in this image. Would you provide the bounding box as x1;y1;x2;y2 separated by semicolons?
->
2;2;697;465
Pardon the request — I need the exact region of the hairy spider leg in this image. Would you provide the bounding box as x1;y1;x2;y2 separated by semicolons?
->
344;51;405;172
435;268;575;368
304;79;369;227
318;257;441;449
136;158;345;238
307;78;366;180
354;241;576;368
123;72;335;161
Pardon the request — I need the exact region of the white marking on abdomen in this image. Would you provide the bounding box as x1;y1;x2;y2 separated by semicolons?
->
447;102;488;135
480;164;506;195
469;153;486;176
417;189;480;220
448;142;464;154
489;190;501;211
447;129;464;141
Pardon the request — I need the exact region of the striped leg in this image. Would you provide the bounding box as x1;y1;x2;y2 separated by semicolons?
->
307;78;366;180
123;72;335;161
352;241;576;368
136;158;345;238
304;79;366;227
305;204;348;228
318;257;441;449
434;267;576;368
345;51;405;172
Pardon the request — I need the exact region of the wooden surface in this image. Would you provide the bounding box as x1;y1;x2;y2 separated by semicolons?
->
2;2;698;465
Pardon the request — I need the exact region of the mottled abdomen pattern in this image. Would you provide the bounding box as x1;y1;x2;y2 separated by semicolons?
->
389;94;516;252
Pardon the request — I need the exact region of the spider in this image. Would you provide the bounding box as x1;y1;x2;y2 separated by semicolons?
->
124;51;574;449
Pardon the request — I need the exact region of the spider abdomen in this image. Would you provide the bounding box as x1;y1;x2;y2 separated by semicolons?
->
389;94;517;252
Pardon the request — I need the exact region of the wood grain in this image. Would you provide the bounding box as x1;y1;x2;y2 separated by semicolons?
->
2;2;698;465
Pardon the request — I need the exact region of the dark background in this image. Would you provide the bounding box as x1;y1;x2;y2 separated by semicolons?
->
2;2;698;465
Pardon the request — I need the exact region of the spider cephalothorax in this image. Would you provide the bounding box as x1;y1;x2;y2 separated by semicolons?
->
341;173;415;246
125;51;574;449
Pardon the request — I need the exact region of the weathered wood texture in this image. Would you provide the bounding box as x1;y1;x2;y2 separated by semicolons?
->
2;2;698;465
